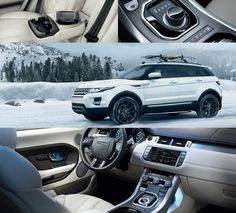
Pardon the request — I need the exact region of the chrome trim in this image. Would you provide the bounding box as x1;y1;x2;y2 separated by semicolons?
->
141;0;199;40
147;102;193;108
119;5;150;42
188;0;236;33
133;192;158;208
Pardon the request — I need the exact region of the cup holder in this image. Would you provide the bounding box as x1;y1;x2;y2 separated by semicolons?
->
28;16;60;38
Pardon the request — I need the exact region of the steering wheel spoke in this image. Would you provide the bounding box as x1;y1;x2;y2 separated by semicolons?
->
80;128;127;172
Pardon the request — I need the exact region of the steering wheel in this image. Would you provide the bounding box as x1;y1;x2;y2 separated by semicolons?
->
80;128;127;172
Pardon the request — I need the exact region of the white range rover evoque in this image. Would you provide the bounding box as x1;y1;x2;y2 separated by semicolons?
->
71;61;222;124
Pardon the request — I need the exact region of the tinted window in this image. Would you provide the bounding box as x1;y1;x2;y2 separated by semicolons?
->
118;65;153;80
177;65;200;77
159;65;177;78
198;67;214;76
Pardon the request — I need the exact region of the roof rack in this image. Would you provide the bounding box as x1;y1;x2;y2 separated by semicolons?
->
141;54;196;63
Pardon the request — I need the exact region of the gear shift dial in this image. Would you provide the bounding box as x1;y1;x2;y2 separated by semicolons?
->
165;6;186;26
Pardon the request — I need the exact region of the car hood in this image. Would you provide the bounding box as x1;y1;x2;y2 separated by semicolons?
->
77;79;148;88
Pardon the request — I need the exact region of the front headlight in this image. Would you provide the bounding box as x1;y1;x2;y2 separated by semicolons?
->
88;87;115;93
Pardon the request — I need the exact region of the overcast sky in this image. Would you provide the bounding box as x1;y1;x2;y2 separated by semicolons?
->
47;43;236;67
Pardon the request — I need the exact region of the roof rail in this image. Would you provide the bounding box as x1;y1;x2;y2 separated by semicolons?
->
141;54;196;63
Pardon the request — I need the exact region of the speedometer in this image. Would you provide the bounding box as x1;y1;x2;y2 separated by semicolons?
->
133;129;145;143
111;128;123;140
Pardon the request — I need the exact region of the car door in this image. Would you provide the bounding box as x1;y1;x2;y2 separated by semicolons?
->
143;65;179;106
0;0;31;14
177;65;204;102
15;128;95;194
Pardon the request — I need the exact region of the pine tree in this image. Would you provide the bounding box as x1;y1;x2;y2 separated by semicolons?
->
104;61;112;79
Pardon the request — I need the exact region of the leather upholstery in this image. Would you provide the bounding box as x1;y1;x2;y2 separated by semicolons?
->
55;194;113;213
206;0;236;26
0;0;117;42
0;144;113;213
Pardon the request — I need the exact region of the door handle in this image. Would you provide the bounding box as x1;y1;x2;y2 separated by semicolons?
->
39;163;76;179
196;79;203;82
169;81;178;84
49;153;67;162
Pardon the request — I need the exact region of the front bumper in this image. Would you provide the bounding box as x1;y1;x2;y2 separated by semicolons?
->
72;103;109;117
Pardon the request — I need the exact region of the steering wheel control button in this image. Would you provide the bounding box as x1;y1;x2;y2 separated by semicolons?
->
124;0;139;12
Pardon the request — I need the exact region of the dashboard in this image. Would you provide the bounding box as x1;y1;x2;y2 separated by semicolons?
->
89;128;236;209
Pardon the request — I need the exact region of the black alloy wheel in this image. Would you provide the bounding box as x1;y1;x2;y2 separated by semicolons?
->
197;94;220;118
110;97;140;124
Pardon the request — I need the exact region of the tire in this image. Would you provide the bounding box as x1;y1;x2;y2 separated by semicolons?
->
84;115;106;121
110;96;140;125
197;94;220;118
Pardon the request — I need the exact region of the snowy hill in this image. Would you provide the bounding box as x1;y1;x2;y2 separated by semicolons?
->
0;43;72;81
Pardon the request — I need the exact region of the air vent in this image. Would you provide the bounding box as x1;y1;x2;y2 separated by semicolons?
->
171;139;187;147
157;137;172;145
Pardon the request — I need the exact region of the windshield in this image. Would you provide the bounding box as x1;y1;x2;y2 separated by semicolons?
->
118;65;152;80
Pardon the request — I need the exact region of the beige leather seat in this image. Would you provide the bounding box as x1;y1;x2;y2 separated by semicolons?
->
0;129;113;213
0;0;117;42
206;0;236;27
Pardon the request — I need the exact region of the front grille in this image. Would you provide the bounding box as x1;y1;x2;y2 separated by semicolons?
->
74;88;90;96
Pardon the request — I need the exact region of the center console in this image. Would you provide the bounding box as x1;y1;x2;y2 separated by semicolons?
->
109;169;179;213
119;0;236;42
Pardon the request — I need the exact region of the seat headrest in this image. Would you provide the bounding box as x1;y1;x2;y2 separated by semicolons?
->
0;129;17;149
0;147;42;192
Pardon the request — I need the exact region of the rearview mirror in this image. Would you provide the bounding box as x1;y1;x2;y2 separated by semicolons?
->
148;72;162;79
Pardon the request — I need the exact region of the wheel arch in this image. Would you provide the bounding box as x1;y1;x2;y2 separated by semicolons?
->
108;91;144;115
198;89;222;110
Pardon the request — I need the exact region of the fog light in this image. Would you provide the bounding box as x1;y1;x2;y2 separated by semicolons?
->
94;97;102;105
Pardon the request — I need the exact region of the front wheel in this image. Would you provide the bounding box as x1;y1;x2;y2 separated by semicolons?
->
84;115;106;121
197;94;220;118
110;96;140;125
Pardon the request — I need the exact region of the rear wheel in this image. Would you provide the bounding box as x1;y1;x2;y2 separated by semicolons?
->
84;115;106;121
110;97;140;125
197;94;220;118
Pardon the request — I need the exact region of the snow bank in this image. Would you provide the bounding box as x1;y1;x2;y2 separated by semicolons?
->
0;79;236;103
221;79;236;91
0;82;79;102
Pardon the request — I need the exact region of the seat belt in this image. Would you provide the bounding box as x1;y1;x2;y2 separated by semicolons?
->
36;0;43;13
84;0;115;42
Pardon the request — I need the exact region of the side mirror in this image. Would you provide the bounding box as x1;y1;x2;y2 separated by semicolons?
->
148;72;162;79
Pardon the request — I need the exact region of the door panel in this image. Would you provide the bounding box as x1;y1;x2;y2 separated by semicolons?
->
0;0;24;14
144;78;179;106
16;128;95;193
17;143;79;185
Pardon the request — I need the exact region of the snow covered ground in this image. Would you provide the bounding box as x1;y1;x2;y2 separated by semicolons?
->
0;80;236;128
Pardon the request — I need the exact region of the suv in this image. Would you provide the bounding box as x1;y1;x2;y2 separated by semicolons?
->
72;61;222;124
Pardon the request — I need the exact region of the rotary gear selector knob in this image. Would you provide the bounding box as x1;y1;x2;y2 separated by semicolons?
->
165;6;186;27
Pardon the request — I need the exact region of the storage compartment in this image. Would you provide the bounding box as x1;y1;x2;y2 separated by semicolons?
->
28;16;60;38
181;177;236;209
